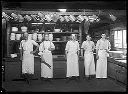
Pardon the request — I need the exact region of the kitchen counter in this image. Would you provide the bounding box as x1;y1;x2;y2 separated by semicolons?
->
107;57;127;85
107;57;127;68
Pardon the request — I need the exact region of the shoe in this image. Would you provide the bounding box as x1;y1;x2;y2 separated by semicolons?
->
66;77;71;83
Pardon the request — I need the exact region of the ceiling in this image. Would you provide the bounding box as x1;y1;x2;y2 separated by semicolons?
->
2;1;126;29
2;1;126;10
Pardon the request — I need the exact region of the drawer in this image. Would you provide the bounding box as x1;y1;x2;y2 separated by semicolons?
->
115;66;127;84
107;62;117;79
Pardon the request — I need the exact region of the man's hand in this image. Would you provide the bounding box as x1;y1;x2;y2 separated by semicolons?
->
30;51;35;54
96;55;99;60
20;56;23;61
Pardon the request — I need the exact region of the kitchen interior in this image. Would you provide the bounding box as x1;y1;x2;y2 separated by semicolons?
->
2;1;127;92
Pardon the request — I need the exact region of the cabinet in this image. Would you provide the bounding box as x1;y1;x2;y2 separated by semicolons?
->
107;58;127;85
7;22;82;58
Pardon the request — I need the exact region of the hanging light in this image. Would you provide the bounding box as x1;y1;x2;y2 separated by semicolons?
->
58;9;67;12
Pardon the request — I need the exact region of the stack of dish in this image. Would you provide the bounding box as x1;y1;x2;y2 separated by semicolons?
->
10;33;15;40
16;34;21;40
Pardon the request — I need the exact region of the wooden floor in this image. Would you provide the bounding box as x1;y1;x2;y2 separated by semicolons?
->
2;57;126;92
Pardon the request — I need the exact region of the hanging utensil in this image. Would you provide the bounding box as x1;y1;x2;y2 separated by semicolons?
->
17;14;24;22
45;14;52;22
64;16;70;22
31;15;37;22
77;15;84;22
69;15;76;22
2;12;11;21
51;14;59;22
11;13;18;21
59;15;65;22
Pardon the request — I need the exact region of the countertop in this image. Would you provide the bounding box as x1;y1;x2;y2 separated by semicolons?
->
107;57;127;68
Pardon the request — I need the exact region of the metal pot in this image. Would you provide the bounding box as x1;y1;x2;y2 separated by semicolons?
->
12;27;18;32
16;34;21;40
54;29;60;32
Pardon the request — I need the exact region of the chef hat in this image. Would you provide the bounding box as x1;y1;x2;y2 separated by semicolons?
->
101;33;106;36
71;34;76;37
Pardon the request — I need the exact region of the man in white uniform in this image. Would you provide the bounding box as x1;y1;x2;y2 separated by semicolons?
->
65;34;80;82
81;34;95;80
96;34;111;78
19;32;39;84
39;34;55;82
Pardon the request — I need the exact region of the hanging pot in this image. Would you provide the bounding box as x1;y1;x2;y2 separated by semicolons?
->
77;15;84;22
38;12;45;22
11;13;18;21
64;16;70;22
25;15;32;21
59;16;65;22
2;12;11;21
84;16;89;22
69;15;76;22
31;15;37;22
16;34;21;40
18;14;24;22
51;14;59;22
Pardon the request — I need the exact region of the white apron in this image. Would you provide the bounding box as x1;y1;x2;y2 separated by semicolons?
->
67;52;79;77
20;40;38;74
40;41;54;78
41;52;53;78
22;52;34;74
96;50;107;78
84;51;95;76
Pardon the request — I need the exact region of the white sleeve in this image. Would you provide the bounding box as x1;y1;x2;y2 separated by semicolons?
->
39;42;44;52
50;42;55;49
108;41;111;51
77;41;80;50
96;40;100;50
65;41;69;51
32;40;38;46
81;41;85;49
19;40;23;49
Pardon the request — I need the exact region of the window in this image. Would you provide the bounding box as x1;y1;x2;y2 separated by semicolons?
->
114;30;127;49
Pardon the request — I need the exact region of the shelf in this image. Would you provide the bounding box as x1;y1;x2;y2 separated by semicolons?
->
11;32;79;34
36;41;67;43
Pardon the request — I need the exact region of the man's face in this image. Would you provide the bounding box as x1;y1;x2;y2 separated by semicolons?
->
24;33;28;40
101;34;106;39
71;35;76;40
86;35;91;41
45;35;49;40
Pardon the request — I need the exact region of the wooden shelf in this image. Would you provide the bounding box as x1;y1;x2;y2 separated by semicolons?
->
11;32;79;34
36;41;67;43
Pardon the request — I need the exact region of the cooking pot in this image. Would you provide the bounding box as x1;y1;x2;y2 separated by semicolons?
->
55;38;61;41
12;27;18;32
21;26;27;32
16;34;21;40
54;29;60;32
10;33;15;40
